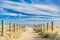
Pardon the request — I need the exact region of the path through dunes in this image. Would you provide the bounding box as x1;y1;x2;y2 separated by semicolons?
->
16;28;49;40
0;27;60;40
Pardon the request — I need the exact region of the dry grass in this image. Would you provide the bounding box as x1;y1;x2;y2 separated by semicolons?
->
0;26;27;40
33;26;60;40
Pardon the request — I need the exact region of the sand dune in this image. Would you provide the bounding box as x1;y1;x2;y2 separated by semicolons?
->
0;27;60;40
15;28;49;40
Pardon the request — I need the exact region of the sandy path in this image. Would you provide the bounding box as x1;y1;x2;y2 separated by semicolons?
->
17;28;49;40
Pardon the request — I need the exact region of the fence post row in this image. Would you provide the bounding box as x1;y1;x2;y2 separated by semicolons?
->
1;20;54;37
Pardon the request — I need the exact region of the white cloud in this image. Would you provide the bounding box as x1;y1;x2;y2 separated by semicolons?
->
0;8;26;16
0;8;7;13
2;1;60;16
0;13;27;16
33;4;60;12
0;1;59;18
1;13;18;16
18;14;26;16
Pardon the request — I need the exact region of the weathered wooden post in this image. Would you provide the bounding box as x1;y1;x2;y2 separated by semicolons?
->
47;23;48;31
9;22;12;32
1;20;5;36
19;24;20;29
51;21;53;31
41;24;42;32
43;24;45;30
13;23;16;33
17;24;19;31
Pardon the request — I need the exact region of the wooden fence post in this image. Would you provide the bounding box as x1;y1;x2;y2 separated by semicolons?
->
43;24;45;30
19;24;20;29
13;23;16;33
51;21;53;31
41;24;42;32
9;22;12;32
17;24;19;31
1;20;5;36
47;23;48;31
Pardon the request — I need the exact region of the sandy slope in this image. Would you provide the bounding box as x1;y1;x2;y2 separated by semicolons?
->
1;27;60;40
16;28;49;40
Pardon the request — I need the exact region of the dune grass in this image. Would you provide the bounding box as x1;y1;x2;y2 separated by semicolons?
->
33;24;60;40
0;25;27;40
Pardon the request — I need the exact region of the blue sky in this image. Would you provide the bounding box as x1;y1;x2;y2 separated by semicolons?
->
0;0;60;26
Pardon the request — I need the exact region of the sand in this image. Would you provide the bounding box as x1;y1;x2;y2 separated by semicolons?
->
0;26;60;40
16;28;49;40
